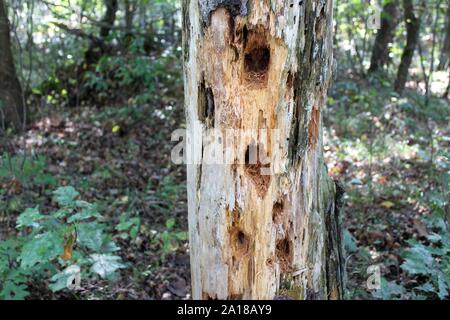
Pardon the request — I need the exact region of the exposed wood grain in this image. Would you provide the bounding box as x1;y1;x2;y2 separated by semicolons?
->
183;0;343;300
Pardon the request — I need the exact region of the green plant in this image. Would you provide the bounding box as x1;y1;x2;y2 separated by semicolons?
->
399;153;450;300
0;153;57;216
153;218;187;254
0;186;125;300
116;215;141;240
0;153;56;187
400;214;450;300
372;277;405;300
147;176;186;214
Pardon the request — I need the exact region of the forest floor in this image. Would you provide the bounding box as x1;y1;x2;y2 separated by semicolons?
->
0;71;448;299
1;98;191;299
324;73;449;299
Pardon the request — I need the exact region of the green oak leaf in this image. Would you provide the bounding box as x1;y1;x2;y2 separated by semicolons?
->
19;231;63;269
401;245;434;275
0;280;29;300
16;207;44;229
90;254;125;278
53;186;79;207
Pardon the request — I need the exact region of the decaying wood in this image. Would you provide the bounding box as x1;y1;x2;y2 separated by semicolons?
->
183;0;343;300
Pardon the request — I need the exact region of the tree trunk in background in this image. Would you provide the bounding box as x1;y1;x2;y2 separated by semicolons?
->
79;0;118;66
0;0;25;131
368;0;399;73
100;0;118;38
437;4;450;71
84;0;117;64
124;0;135;34
183;0;344;300
72;0;118;106
394;0;421;93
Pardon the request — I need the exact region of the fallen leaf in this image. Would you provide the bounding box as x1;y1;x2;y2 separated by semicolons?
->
167;276;187;297
377;176;388;185
381;201;395;209
413;219;428;238
61;243;73;261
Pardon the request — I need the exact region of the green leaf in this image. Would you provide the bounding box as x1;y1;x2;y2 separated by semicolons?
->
90;254;125;278
0;280;29;300
16;207;44;229
130;225;139;239
77;223;106;252
372;278;405;300
165;218;176;230
116;220;134;232
161;232;175;253
67;203;101;223
427;233;441;243
415;282;435;293
53;186;79;207
410;292;428;300
401;245;434;275
75;200;95;209
116;217;140;239
19;231;63;269
174;231;188;241
53;208;73;219
33;173;57;186
102;240;120;253
0;239;22;267
437;274;449;300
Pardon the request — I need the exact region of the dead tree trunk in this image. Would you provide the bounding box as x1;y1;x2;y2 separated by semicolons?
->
394;0;421;93
368;0;399;73
0;0;25;131
183;0;344;300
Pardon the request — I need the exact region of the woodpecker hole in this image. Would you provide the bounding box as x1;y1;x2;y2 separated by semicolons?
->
244;144;271;198
244;47;270;75
198;77;215;127
241;26;271;87
272;200;284;224
230;227;250;256
276;237;293;272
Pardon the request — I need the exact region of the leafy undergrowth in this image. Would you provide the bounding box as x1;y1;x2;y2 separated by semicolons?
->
0;101;190;300
325;74;449;300
0;186;126;299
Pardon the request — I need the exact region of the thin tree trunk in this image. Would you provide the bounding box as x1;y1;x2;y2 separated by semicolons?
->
80;0;118;65
124;0;135;34
437;4;450;71
394;0;421;93
0;0;25;131
369;0;399;73
100;0;118;38
183;0;344;300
